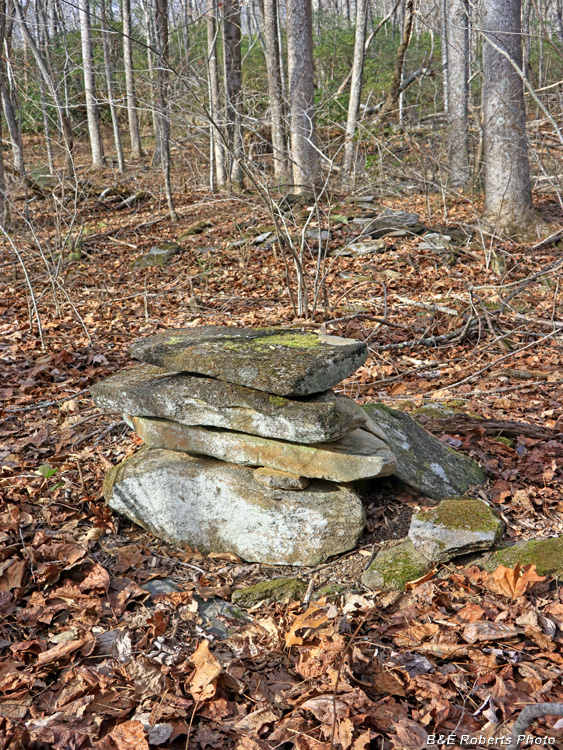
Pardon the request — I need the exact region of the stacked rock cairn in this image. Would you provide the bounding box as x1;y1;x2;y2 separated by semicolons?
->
91;326;400;566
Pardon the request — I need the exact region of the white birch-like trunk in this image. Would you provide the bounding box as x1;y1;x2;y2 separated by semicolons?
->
1;82;26;174
263;0;288;182
446;0;469;187
287;0;320;192
154;0;176;218
207;0;226;188
482;0;535;235
79;0;104;167
100;0;125;172
223;0;245;190
122;0;143;159
343;0;367;176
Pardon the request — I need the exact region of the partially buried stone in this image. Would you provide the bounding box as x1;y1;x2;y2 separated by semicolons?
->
231;578;307;607
363;209;425;239
329;239;387;257
104;448;365;566
253;468;309;490
362;403;486;500
128;326;368;397
131;241;181;268
130;416;397;482
408;496;504;563
89;364;366;444
362;539;431;591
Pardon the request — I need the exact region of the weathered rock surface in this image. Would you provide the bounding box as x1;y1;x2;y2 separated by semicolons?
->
362;403;486;499
253;468;309;490
131;242;181;268
476;536;563;577
363;209;425;239
409;497;504;562
90;365;365;444
104;448;365;566
130;417;397;482
231;578;307;607
329;239;387;257
362;539;431;591
129;326;368;397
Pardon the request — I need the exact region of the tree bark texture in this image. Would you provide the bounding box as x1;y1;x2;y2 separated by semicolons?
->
287;0;320;192
262;0;288;181
207;0;226;188
223;0;245;190
343;0;368;176
482;0;535;235
78;0;104;167
445;0;469;187
122;0;143;158
378;0;415;122
100;0;125;172
154;0;176;217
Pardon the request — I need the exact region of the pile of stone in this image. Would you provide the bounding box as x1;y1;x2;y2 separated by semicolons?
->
91;326;486;567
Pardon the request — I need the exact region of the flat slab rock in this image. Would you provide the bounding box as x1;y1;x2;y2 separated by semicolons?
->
129;326;368;397
362;539;431;591
362;403;486;499
130;416;397;483
409;496;504;563
90;365;365;444
103;448;365;566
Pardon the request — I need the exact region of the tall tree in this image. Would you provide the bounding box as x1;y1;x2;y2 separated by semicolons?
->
262;0;288;182
0;0;7;225
154;0;176;217
286;0;320;192
343;0;368;176
378;0;415;122
100;0;125;172
223;0;245;190
78;0;105;167
445;0;470;187
482;0;537;236
122;0;143;159
207;0;226;188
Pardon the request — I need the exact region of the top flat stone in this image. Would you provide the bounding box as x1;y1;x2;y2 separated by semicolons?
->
129;326;368;397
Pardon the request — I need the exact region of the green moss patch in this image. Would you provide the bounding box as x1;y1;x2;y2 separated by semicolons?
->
421;497;501;534
485;537;563;577
362;539;431;591
231;577;307;607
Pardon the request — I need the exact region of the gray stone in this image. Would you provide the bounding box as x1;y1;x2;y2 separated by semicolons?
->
252;232;274;245
90;365;366;444
330;239;387;257
362;403;486;499
130;417;397;482
346;195;375;204
104;448;365;566
231;578;307;607
418;233;452;250
363;209;425;238
476;536;563;577
408;497;504;563
129;326;368;397
362;539;431;591
131;241;181;268
253;468;309;490
306;228;330;242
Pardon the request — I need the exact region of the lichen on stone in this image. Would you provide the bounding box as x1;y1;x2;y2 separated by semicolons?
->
231;577;307;607
362;539;431;591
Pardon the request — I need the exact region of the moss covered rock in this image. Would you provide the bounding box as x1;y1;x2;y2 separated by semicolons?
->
362;403;487;500
131;241;181;268
231;577;307;607
477;536;563;577
362;539;431;591
129;326;368;397
409;496;504;562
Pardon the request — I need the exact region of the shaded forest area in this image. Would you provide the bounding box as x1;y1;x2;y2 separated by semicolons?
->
2;0;563;747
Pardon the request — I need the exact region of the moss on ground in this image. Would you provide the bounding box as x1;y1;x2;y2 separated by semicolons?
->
420;496;501;534
231;577;307;607
491;537;563;576
362;539;430;591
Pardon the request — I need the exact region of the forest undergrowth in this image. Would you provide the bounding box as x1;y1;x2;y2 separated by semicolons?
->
1;153;563;748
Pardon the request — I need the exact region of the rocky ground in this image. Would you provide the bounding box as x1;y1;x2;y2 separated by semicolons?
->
1;179;563;748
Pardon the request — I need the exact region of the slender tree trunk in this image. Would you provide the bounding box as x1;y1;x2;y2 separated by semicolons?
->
446;0;469;187
207;0;226;188
482;0;537;236
287;0;320;192
223;0;245;190
100;0;125;172
78;0;104;167
154;0;176;217
122;0;143;158
378;0;415;121
1;81;25;174
262;0;288;181
440;0;448;112
343;0;368;176
0;0;7;226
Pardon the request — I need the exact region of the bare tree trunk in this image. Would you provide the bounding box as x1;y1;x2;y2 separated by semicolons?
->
79;0;104;167
122;0;143;158
482;0;537;236
207;0;226;188
1;81;25;174
154;0;176;217
223;0;245;190
343;0;368;176
0;0;8;226
446;0;469;187
440;0;448;112
100;0;125;172
262;0;289;182
378;0;415;122
287;0;320;192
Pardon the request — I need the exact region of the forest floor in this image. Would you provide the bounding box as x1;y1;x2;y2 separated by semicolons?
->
1;153;563;749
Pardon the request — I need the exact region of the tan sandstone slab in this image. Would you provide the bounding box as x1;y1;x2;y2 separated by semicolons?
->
130;416;397;482
104;448;365;566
